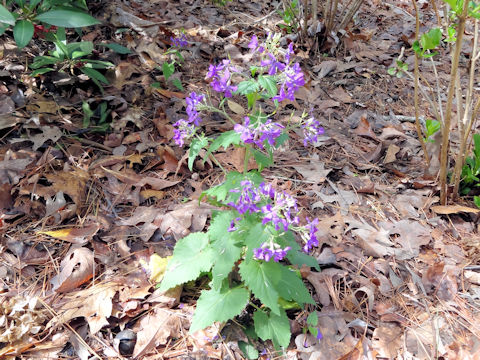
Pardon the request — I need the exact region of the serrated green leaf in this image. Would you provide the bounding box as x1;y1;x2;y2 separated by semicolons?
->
190;286;250;332
275;266;314;306
100;42;132;54
258;75;277;97
420;28;442;51
238;341;259;359
36;9;100;27
253;309;290;349
80;67;109;84
13;20;34;48
209;211;243;290
239;259;281;314
236;80;259;95
252;149;272;171
172;78;184;91
188;136;208;171
162;61;175;81
307;311;318;326
0;5;15;26
207;130;241;155
160;232;214;291
279;231;320;270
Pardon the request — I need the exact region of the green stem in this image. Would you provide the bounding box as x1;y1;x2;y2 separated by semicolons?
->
244;144;251;174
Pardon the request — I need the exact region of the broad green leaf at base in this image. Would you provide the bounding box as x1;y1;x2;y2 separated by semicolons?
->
253;309;290;349
190;286;249;332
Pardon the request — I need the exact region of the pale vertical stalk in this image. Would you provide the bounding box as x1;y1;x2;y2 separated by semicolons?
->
428;54;444;122
452;19;480;197
412;0;430;165
439;0;469;205
312;0;318;21
430;0;442;28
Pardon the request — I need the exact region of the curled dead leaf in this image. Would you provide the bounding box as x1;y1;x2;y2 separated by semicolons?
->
51;247;94;293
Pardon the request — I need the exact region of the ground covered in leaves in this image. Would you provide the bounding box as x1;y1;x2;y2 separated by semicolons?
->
1;0;480;359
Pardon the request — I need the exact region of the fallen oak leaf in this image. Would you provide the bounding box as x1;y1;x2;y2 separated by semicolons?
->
51;247;94;293
38;222;100;245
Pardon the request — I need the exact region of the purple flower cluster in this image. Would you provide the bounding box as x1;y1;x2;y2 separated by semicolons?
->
273;62;305;102
171;34;188;48
228;180;319;262
205;60;239;98
302;116;325;146
234;117;284;149
173;92;205;147
254;243;291;262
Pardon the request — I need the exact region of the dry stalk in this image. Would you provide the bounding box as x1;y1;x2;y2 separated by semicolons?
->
452;18;480;197
439;0;469;205
412;0;430;166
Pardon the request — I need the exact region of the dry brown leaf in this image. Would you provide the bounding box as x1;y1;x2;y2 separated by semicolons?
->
431;205;480;214
48;282;120;334
422;262;458;301
383;143;400;164
227;99;245;115
45;168;89;209
30;126;62;151
51;247;95;293
38;223;100;244
293;159;331;184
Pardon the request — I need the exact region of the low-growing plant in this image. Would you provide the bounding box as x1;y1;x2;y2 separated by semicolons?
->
278;0;300;34
29;27;114;91
0;0;99;48
159;33;325;352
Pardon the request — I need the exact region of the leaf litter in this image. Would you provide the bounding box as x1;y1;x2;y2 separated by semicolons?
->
1;0;480;359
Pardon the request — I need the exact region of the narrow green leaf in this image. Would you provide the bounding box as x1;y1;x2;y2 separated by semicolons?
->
80;67;109;84
13;20;34;48
30;68;55;76
239;259;281;314
30;56;59;69
36;9;100;27
190;286;250;332
253;309;291;349
160;232;214;291
100;43;132;54
0;5;15;26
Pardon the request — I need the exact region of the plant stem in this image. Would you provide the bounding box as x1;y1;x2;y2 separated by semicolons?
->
439;0;468;205
412;0;430;166
244;144;251;174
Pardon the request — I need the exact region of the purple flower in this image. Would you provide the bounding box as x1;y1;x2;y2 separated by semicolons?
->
285;43;294;63
171;34;188;48
248;35;258;50
261;53;285;75
254;242;291;262
173;119;195;147
205;59;238;98
228;180;261;215
273;62;305;102
185;92;205;126
234;117;284;149
302;218;319;253
302;116;324;146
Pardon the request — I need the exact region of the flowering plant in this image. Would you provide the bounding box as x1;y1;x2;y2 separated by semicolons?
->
160;34;325;351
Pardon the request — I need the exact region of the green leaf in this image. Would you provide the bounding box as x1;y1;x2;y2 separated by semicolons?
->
190;286;250;332
279;231;320;270
239;259;281;314
0;5;15;26
246;92;258;109
307;311;318;326
201;171;264;204
425;119;440;137
160;232;214;291
207;130;241;155
275;266;314;306
30;67;55;76
258;75;277;97
387;67;397;76
36;9;100;28
13;20;34;48
100;43;132;54
80;67;109;84
188;136;208;171
236;80;259;95
208;211;243;290
253;309;291;349
252;149;273;171
474;196;480;209
83;59;114;69
238;341;259;359
442;0;462;13
162;61;175;81
30;56;60;69
172;78;184;91
420;28;442;51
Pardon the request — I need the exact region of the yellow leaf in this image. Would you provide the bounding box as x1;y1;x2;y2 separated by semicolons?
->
148;254;172;283
38;229;74;240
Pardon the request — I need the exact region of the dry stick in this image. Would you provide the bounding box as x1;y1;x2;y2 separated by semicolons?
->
338;0;364;32
452;18;480;197
439;0;469;205
430;0;442;28
312;0;318;22
412;0;430;166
